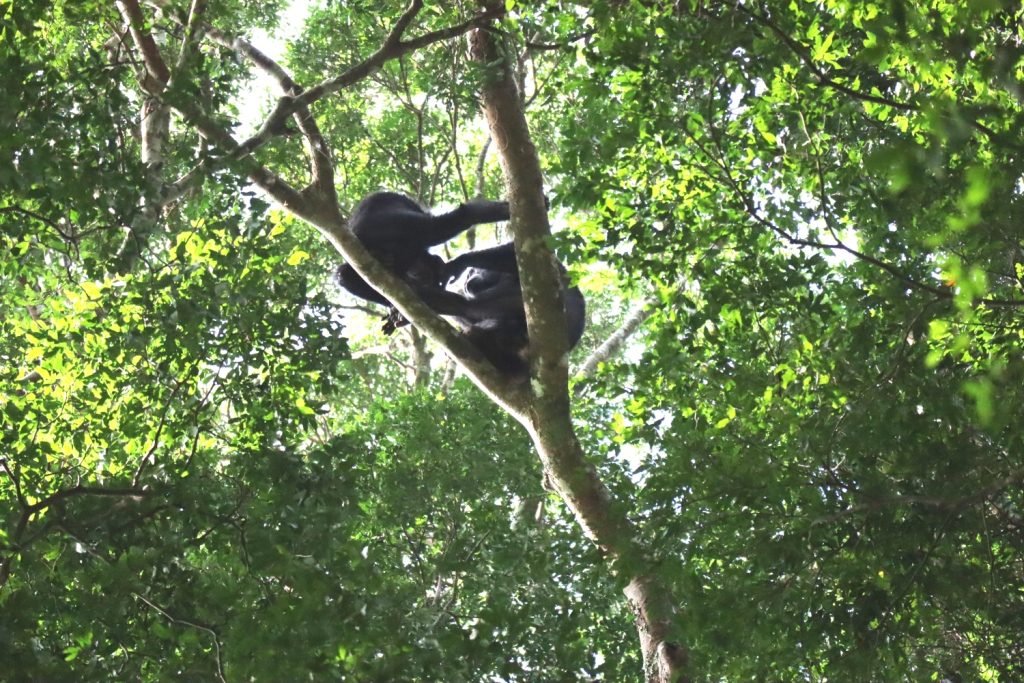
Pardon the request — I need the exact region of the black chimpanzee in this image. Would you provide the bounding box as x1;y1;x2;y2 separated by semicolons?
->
335;191;511;332
336;191;585;381
443;242;586;382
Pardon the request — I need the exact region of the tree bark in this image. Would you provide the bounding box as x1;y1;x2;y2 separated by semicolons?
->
469;24;690;683
114;0;171;273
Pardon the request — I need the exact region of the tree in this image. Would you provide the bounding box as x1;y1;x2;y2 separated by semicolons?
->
2;1;1022;681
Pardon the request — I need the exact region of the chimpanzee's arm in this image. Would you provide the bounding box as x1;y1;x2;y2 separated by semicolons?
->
339;260;517;322
425;194;548;248
443;242;519;280
357;200;511;250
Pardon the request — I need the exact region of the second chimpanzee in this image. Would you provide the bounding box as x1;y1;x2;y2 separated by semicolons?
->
444;241;586;382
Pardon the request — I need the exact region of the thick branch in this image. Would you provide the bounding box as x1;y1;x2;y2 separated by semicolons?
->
116;0;170;90
469;27;570;392
0;477;150;590
113;0;171;273
24;485;150;516
145;0;527;406
314;214;531;414
469;24;688;683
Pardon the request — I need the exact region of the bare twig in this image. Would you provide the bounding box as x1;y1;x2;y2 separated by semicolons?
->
172;0;207;76
574;298;655;384
524;28;597;51
201;27;336;200
814;466;1024;526
133;593;227;681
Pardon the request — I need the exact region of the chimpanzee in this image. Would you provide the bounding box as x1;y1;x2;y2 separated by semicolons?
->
443;242;586;382
335;191;512;331
336;191;585;380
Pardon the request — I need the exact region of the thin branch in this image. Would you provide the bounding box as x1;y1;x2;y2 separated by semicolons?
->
160;19;333;208
132;393;174;486
814;466;1024;525
1;479;154;590
524;29;597;52
734;2;1005;144
0;458;26;508
172;0;207;77
475;137;492;198
574;298;655;383
409;326;433;387
24;485;150;515
294;4;504;111
737;3;912;112
45;517;218;683
201;27;336;198
171;98;312;219
693;123;1024;308
161;1;500;207
0;206;75;242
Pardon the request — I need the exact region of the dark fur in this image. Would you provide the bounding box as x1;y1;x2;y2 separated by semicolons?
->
445;242;586;381
335;192;511;330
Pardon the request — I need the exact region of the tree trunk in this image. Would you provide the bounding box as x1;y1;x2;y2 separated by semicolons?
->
469;24;690;683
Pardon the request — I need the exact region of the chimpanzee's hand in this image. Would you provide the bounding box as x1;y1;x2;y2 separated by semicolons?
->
461;198;510;225
381;307;409;335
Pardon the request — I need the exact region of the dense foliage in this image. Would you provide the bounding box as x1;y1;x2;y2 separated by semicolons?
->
2;1;1022;680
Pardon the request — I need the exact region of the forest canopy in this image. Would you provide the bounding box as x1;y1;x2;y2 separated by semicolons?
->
1;1;1023;681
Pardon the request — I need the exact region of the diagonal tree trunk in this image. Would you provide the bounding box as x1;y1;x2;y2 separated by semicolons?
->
468;22;690;683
